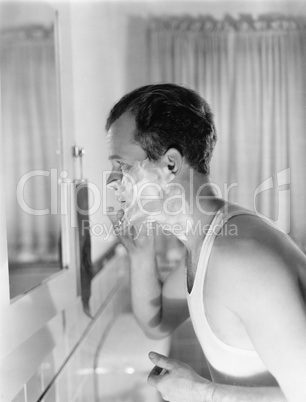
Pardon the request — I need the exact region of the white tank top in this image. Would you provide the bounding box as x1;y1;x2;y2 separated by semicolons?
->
187;203;278;386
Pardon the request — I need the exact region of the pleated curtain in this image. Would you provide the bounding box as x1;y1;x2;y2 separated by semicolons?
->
147;15;306;250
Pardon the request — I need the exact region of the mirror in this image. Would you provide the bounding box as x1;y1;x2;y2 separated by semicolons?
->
0;1;63;300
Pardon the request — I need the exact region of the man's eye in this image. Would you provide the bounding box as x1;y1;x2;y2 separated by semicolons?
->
116;161;124;170
117;162;131;172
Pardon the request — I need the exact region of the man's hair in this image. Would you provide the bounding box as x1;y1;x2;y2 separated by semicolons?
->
106;83;217;174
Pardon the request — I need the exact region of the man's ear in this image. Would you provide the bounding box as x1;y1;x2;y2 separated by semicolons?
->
163;148;184;175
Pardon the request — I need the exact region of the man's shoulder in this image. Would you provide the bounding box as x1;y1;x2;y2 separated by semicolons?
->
216;209;288;259
208;219;301;319
211;211;303;290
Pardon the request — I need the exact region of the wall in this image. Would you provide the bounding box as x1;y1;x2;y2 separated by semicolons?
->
0;1;54;29
66;1;122;248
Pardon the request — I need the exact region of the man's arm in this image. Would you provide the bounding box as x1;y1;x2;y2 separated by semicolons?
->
148;235;306;401
108;211;189;339
207;383;286;401
221;239;306;402
148;352;287;402
129;248;189;339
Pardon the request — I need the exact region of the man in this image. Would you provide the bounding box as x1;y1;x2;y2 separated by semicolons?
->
105;84;306;401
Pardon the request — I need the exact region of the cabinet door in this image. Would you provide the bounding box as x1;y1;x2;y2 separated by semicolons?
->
0;0;78;368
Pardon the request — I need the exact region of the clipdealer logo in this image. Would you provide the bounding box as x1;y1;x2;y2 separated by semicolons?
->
15;167;291;235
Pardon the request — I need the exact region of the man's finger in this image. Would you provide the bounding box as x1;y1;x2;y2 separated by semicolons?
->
106;207;124;226
147;365;167;386
151;365;167;376
147;367;158;386
106;206;116;224
148;352;173;371
116;209;124;220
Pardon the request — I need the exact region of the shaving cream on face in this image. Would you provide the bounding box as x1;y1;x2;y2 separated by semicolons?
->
117;159;170;223
113;159;193;240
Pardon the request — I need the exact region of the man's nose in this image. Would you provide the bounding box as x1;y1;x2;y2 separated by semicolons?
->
106;170;122;190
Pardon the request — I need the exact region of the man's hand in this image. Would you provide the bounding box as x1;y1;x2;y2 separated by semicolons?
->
107;208;189;340
148;352;213;402
107;207;155;256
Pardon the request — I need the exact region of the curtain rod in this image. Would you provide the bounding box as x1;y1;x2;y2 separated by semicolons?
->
0;24;54;42
148;14;306;32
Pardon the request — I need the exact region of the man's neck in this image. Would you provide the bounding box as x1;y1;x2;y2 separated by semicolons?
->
159;169;227;254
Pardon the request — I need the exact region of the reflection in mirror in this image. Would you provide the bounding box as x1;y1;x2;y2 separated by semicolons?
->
0;2;63;299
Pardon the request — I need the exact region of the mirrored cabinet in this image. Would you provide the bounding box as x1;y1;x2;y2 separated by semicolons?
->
0;2;120;401
0;0;79;389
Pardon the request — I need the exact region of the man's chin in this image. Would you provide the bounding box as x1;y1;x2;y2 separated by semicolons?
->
123;208;161;228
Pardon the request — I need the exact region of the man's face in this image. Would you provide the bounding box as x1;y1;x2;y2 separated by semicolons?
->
107;112;147;178
106;112;172;225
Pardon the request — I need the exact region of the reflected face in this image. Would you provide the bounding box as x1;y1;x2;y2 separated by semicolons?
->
106;112;172;225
